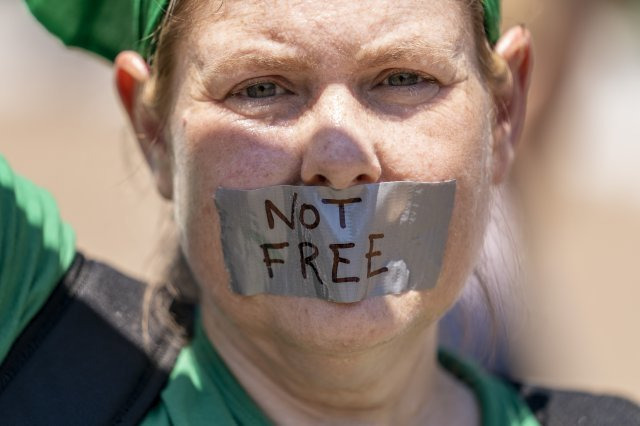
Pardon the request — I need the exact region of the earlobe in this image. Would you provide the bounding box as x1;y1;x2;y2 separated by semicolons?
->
114;51;173;200
491;26;533;184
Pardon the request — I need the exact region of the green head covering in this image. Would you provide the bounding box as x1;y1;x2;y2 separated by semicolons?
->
25;0;501;62
482;0;501;47
25;0;165;61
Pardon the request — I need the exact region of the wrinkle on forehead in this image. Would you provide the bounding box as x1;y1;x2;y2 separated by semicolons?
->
188;0;471;64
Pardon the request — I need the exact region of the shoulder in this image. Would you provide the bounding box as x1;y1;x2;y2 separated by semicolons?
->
510;380;640;426
0;255;189;425
0;154;76;362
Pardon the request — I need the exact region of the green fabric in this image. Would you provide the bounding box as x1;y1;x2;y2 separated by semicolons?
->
438;350;540;426
24;0;502;62
483;0;501;46
143;315;538;426
0;155;76;362
24;0;167;61
141;317;271;426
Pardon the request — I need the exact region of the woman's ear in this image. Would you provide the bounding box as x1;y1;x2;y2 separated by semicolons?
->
491;25;533;184
115;51;173;200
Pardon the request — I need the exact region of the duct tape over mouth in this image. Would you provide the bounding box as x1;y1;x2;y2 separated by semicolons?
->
214;181;456;303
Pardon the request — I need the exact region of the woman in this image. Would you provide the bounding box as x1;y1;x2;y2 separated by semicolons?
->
1;0;638;425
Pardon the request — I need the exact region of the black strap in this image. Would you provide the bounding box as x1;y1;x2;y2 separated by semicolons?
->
512;381;640;425
3;254;639;426
0;254;186;426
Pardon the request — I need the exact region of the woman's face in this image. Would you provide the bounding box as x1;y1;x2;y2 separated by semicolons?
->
160;0;500;351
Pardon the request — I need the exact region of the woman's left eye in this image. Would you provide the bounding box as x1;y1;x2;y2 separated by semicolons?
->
382;72;423;87
235;82;288;99
371;70;441;106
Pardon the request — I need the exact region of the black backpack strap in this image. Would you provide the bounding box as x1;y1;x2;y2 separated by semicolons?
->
512;381;640;425
0;253;188;426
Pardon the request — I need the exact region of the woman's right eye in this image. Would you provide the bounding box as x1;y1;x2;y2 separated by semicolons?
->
383;72;422;87
234;81;288;99
223;78;301;119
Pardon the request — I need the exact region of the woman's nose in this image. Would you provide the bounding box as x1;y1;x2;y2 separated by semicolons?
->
300;85;382;189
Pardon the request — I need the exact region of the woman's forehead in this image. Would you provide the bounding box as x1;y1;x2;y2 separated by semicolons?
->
188;0;471;64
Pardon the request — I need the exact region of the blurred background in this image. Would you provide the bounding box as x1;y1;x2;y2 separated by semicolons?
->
2;0;639;403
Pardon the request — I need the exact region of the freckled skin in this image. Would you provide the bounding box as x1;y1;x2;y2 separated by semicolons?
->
170;0;492;348
144;0;509;422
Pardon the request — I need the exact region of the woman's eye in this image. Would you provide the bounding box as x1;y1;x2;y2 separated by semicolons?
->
225;79;298;118
372;70;441;107
237;82;287;99
383;72;423;87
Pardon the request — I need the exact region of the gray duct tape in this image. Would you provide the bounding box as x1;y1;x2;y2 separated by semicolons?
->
214;181;456;303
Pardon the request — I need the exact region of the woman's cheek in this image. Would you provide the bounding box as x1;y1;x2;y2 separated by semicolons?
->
182;117;303;189
169;118;303;282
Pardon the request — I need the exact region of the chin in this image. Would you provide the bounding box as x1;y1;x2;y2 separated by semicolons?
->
262;289;442;353
190;231;460;353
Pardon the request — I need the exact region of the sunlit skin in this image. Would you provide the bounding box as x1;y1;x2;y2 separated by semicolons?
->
116;0;532;423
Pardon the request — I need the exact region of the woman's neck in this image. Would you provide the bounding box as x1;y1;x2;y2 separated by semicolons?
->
200;300;479;425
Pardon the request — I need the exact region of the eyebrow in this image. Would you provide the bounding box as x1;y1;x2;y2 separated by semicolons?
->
196;37;463;81
198;49;317;79
355;38;463;70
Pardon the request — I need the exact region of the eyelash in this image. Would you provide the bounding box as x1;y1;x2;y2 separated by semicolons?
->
376;70;439;88
225;69;440;106
230;78;292;100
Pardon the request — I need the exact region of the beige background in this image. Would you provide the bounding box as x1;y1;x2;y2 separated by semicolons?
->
2;0;639;402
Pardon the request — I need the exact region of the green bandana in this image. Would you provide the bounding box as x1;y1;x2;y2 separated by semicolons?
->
483;0;501;47
25;0;501;62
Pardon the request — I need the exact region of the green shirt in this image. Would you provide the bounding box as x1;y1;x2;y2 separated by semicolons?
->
142;317;539;426
0;155;538;425
0;155;76;362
